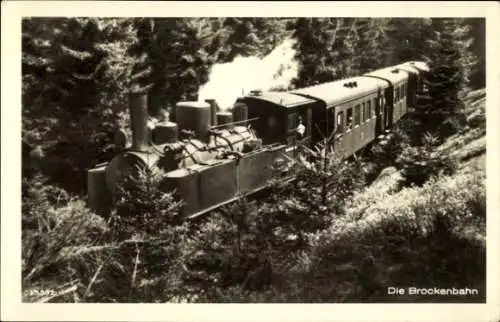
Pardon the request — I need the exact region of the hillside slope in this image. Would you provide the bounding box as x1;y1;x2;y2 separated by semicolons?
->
305;89;487;302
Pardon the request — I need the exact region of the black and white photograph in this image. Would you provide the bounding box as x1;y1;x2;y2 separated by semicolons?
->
2;1;499;322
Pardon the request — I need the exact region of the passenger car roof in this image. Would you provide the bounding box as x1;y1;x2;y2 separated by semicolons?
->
395;63;421;75
364;66;410;83
291;76;386;108
244;91;317;108
402;61;430;72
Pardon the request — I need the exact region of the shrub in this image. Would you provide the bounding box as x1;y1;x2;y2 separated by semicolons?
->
22;195;110;302
104;165;195;302
396;133;459;187
180;198;282;300
345;166;402;221
111;165;183;240
22;163;196;303
179;144;368;301
438;111;468;138
302;168;486;302
366;125;411;181
22;175;108;291
22;174;70;229
466;103;485;130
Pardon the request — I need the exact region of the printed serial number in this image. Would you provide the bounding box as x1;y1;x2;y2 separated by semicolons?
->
24;289;56;297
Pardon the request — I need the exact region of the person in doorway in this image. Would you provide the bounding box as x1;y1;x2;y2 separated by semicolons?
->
347;116;353;130
296;116;306;138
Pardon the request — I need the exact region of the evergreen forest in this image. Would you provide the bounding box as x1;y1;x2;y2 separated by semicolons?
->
21;17;486;303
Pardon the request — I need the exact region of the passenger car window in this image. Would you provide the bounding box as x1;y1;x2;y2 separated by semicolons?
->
362;102;367;122
336;111;344;134
367;100;372;119
346;108;353;130
354;105;361;126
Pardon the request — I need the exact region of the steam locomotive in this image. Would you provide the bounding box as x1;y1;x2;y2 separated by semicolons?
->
87;61;429;218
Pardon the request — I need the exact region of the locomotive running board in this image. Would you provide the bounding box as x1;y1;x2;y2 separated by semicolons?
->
185;174;296;220
183;144;292;220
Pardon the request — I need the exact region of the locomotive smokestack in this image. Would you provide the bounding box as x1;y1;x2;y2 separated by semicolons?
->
129;91;149;152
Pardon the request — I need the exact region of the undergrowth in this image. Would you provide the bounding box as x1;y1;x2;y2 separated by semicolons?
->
22;93;486;303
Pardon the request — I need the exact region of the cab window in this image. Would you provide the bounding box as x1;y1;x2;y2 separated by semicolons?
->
287;113;297;131
367;100;372;118
362;102;367;123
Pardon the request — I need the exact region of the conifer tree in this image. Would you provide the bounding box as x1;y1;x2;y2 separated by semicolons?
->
260;144;365;252
217;18;288;63
292;18;339;88
386;18;433;63
131;18;215;116
219;18;261;62
251;18;289;56
468;18;486;89
331;18;358;78
353;18;392;73
22;18;139;192
421;18;476;137
292;18;393;87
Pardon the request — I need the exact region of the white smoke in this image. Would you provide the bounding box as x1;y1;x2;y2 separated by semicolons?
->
198;38;298;110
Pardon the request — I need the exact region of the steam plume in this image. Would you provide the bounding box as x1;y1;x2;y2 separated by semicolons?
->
198;39;298;110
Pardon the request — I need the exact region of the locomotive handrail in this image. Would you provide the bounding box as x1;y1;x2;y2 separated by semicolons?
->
209;129;234;151
221;150;244;161
183;140;210;165
210;117;260;130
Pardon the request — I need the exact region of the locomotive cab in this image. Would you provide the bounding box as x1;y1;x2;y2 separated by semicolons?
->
243;91;317;147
